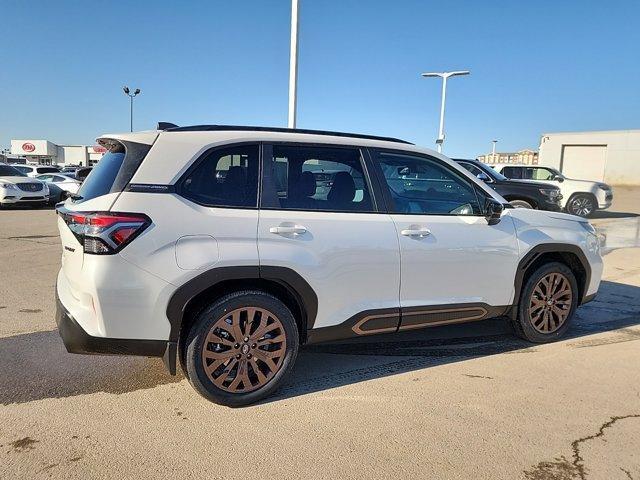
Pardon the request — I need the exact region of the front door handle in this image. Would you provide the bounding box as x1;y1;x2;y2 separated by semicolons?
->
400;227;431;237
269;225;307;235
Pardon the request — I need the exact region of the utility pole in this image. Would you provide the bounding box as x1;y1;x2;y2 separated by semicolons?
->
288;0;300;128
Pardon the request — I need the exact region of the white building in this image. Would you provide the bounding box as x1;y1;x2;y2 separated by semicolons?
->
538;129;640;185
9;139;105;167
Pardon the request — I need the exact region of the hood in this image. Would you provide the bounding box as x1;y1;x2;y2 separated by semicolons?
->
0;176;45;185
564;177;608;188
507;205;586;226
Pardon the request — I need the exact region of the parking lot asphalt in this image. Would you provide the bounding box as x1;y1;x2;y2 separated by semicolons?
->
1;194;639;480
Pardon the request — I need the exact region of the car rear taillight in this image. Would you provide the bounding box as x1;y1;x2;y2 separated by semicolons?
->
58;209;150;254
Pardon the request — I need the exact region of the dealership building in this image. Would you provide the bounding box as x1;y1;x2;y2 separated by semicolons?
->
9;139;106;167
538;129;640;185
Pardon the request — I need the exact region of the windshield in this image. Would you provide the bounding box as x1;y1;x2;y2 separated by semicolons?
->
476;162;508;181
0;165;26;176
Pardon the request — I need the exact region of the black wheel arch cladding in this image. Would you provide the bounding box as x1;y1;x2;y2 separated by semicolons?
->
166;265;318;343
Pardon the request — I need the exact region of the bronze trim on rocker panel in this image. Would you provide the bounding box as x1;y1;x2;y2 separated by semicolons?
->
399;306;489;331
351;312;401;335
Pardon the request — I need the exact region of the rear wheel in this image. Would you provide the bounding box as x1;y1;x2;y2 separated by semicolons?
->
509;199;533;209
185;290;299;406
513;262;578;343
566;194;595;217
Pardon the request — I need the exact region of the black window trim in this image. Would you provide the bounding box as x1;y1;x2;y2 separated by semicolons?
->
175;141;262;210
258;141;383;215
367;147;490;218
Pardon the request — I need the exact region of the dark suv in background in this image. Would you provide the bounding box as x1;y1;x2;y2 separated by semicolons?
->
455;159;562;211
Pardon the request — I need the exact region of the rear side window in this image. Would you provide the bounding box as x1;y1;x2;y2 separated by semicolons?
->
180;144;259;208
75;140;151;203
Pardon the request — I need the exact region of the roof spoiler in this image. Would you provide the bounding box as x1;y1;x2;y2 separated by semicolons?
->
157;122;179;130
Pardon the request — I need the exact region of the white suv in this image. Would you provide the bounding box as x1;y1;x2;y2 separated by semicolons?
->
55;125;603;406
492;164;613;217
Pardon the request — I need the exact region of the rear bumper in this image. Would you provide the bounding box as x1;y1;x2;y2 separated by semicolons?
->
56;291;168;357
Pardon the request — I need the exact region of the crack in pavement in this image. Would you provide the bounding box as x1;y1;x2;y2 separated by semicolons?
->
524;414;640;479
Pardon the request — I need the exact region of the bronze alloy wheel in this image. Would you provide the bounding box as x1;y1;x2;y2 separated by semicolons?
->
201;307;287;393
528;272;573;334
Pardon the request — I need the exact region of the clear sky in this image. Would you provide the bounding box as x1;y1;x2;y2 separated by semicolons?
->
2;0;639;158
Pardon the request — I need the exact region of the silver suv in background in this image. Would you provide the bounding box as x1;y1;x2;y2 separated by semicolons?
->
492;164;613;217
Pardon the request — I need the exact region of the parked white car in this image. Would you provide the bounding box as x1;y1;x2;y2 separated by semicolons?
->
0;164;50;207
10;164;60;178
36;173;81;197
491;164;613;217
55;125;603;406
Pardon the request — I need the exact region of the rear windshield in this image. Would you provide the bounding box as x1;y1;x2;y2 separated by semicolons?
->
36;167;59;174
74;140;151;203
0;165;26;176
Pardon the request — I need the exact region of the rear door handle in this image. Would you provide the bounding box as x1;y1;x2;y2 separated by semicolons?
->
400;227;431;237
269;225;307;235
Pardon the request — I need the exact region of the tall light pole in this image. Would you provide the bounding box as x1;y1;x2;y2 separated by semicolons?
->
492;139;497;155
421;70;469;153
122;86;141;132
288;0;300;128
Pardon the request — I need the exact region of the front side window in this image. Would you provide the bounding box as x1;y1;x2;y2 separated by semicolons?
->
181;144;259;208
530;167;556;181
262;145;374;213
374;151;482;215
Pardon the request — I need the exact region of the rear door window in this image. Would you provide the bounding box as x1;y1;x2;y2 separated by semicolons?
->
502;167;523;179
261;144;375;213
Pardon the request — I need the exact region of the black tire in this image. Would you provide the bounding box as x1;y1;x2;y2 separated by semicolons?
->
509;199;533;209
185;290;299;407
512;262;579;343
566;194;596;217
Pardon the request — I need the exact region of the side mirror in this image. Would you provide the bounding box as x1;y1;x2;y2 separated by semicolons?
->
485;199;504;226
555;175;565;183
476;172;491;183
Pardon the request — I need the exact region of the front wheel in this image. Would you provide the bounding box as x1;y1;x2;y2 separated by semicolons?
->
566;194;595;217
513;262;578;343
185;290;299;406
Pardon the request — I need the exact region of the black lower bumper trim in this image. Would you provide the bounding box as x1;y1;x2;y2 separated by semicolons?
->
56;295;167;358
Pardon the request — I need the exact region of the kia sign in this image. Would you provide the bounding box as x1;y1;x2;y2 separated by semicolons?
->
11;140;56;156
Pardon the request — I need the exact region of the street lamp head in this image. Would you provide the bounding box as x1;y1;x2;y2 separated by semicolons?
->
421;70;470;78
133;88;141;95
123;86;130;94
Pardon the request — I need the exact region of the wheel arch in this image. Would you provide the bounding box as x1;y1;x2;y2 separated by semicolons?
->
566;191;598;208
513;244;591;313
502;194;538;208
167;266;317;347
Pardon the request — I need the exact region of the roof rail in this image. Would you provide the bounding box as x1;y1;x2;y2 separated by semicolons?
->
160;124;413;145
